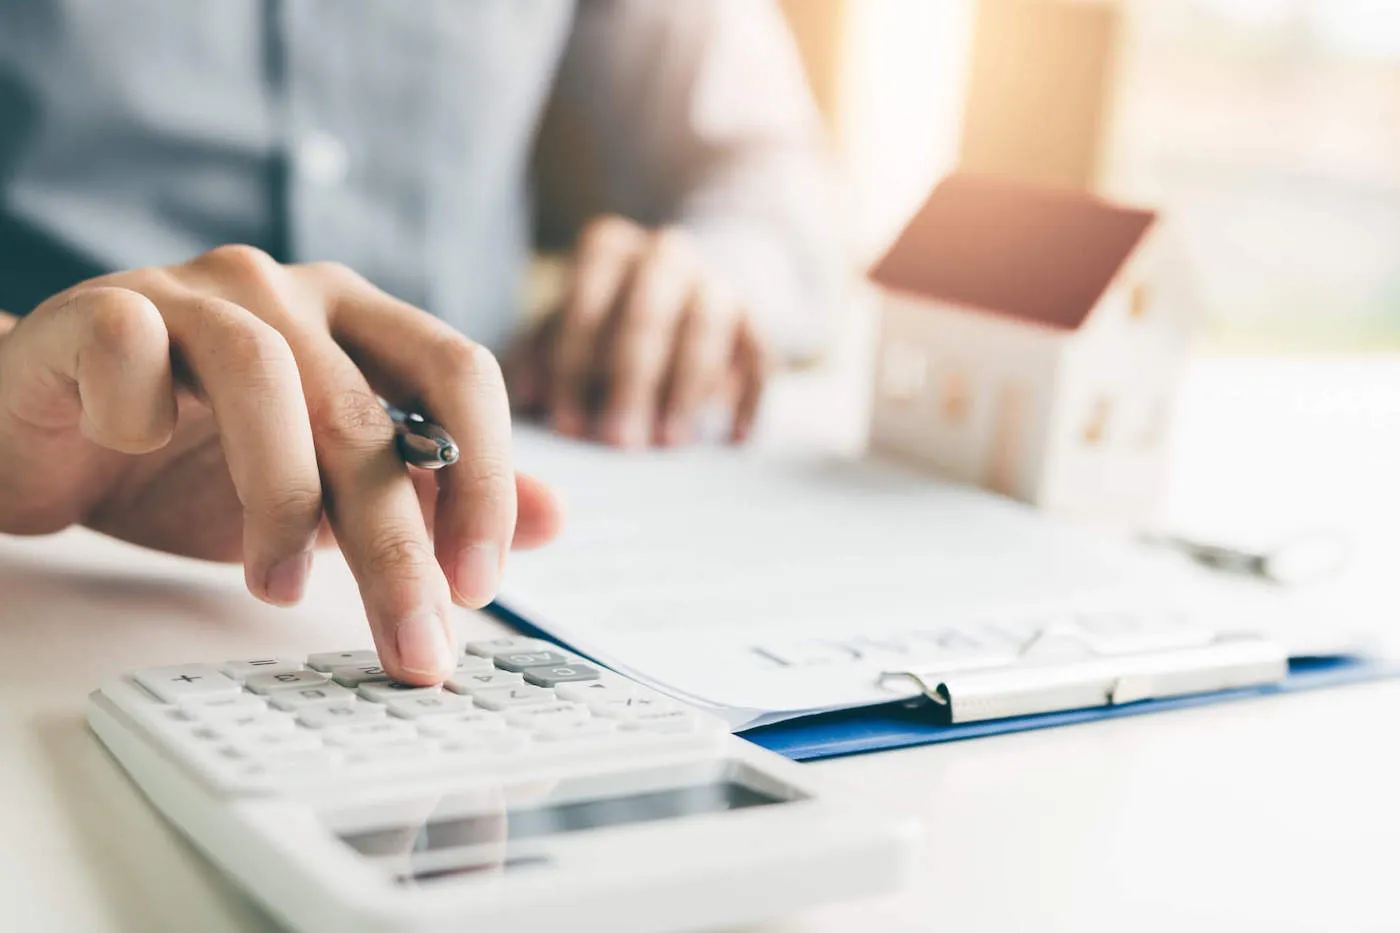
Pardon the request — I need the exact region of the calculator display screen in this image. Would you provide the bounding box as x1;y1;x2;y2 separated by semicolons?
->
340;780;785;857
331;764;802;882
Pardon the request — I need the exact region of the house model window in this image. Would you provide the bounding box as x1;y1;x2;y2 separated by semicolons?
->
1130;282;1152;319
1082;397;1112;446
940;369;971;424
879;340;928;405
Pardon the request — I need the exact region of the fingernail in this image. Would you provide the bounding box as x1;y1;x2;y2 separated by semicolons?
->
396;608;455;678
454;543;501;607
608;413;648;448
264;552;312;605
625;415;649;448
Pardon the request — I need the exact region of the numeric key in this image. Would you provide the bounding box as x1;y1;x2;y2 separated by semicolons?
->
470;684;556;710
298;704;386;729
265;682;357;711
521;663;601;687
177;694;269;720
383;692;473;719
444;669;522;694
493;650;572;672
330;664;391;687
464;636;551;658
245;670;330;694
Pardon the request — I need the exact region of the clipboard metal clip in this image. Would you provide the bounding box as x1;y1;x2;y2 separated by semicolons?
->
878;636;1290;725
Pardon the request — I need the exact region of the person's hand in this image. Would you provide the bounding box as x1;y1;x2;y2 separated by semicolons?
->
506;216;769;447
0;246;563;684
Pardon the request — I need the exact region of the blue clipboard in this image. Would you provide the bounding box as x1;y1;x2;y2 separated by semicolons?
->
488;605;1398;763
740;655;1399;760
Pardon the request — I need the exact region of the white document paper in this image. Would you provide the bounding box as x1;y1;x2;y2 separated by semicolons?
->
501;427;1268;729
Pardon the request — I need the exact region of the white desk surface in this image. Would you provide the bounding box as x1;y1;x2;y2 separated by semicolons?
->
5;356;1400;933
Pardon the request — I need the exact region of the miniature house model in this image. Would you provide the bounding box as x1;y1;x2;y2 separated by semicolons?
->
868;173;1191;521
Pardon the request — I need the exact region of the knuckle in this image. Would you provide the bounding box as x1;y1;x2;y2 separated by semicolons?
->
316;386;392;452
579;214;645;257
363;527;433;579
106;265;176;295
457;457;515;516
200;304;296;373
649;226;694;263
431;336;503;388
75;287;165;355
197;244;279;284
254;482;323;525
301;259;365;290
462;455;513;493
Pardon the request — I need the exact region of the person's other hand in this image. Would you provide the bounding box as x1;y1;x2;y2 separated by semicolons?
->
506;216;769;448
0;246;563;683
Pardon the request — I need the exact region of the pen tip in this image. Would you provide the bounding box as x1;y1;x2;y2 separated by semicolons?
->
440;443;460;465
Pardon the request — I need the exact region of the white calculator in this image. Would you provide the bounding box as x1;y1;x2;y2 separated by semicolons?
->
87;636;917;933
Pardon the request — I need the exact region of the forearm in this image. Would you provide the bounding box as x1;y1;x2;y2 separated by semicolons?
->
682;150;848;365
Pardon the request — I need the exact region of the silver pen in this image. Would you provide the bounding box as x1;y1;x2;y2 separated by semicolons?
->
380;400;460;470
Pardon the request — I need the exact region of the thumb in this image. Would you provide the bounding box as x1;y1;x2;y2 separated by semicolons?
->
0;287;177;531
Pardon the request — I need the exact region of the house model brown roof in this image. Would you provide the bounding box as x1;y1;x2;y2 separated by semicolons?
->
870;174;1158;330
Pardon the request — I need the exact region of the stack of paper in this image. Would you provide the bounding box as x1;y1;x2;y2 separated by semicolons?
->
500;427;1273;730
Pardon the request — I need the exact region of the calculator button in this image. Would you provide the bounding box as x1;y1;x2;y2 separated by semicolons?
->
357;681;441;702
177;694;269;720
330;665;392;687
531;718;619;742
444;669;523;695
134;665;241;704
383;692;473;719
439;731;528;757
184;715;295;747
521;663;601;687
415;712;508;737
456;654;496;672
493;650;572;672
298;703;387;729
321;719;418;747
555;679;635;704
265;682;358;711
226;731;323;756
307;650;379;672
470;684;556;710
320;714;417;745
502;702;589;728
220;711;298;735
245;669;330;694
230;749;345;785
586;694;673;718
344;741;440;767
219;658;304;681
464;636;551;658
616;709;698;733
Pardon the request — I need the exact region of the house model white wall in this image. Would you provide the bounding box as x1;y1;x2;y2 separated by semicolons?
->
868;173;1192;522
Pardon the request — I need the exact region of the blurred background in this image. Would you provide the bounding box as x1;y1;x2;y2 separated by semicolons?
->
775;0;1400;354
750;0;1400;613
